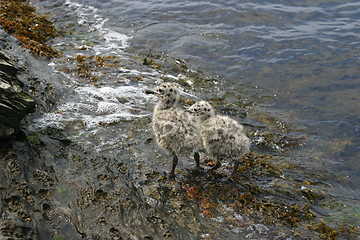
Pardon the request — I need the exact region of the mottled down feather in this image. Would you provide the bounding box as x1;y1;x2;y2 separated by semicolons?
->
153;107;200;156
201;115;250;159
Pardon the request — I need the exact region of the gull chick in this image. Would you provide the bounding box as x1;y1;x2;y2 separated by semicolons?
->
145;83;201;176
188;101;250;176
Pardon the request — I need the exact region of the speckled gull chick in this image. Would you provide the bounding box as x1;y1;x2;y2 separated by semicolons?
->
188;101;251;176
145;83;201;176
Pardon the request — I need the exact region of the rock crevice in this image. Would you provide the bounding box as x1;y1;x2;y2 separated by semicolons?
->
0;50;35;140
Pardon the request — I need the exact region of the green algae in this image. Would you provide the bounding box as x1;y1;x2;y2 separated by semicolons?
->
26;132;41;144
53;235;65;240
0;0;60;57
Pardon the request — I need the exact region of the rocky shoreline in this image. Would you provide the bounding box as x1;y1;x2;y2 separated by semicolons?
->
0;31;68;239
0;28;186;239
1;33;358;239
0;50;35;142
0;0;59;148
1;1;359;239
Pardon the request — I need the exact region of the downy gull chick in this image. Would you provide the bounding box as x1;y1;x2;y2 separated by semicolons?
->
145;83;201;176
188;101;250;176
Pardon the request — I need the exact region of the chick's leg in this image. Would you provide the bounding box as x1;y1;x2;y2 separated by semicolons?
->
169;152;178;176
232;159;240;177
194;152;203;170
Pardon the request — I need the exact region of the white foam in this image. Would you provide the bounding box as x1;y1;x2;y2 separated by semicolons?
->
75;85;150;103
32;85;153;129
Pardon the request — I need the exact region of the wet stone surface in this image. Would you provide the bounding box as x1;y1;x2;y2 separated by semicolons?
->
0;50;35;141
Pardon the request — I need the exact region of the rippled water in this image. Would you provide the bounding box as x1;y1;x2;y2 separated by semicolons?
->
72;0;360;180
25;0;360;238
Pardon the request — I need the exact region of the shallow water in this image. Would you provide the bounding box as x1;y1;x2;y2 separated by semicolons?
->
14;0;360;238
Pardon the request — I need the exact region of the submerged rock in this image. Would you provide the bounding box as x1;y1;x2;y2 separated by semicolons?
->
0;50;35;141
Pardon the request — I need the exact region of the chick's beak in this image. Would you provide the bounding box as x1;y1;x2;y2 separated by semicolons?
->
144;89;157;95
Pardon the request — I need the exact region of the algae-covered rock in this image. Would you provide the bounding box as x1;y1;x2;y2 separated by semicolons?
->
0;50;35;140
0;0;60;57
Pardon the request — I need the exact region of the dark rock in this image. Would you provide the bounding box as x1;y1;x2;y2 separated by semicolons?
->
0;51;18;76
0;50;35;141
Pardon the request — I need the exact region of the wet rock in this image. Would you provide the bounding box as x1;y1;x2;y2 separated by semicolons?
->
0;50;35;141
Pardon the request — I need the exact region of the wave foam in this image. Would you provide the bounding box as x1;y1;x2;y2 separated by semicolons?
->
33;85;153;129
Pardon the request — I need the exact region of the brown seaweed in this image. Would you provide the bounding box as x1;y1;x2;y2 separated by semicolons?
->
0;0;61;57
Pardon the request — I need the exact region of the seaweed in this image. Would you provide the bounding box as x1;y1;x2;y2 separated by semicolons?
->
0;0;60;57
56;54;121;82
308;221;358;240
143;151;360;239
143;57;163;69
